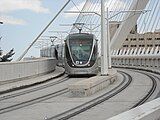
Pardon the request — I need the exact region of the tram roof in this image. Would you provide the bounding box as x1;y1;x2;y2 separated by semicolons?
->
67;33;94;39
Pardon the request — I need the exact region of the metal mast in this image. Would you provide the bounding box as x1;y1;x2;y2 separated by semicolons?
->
101;0;108;75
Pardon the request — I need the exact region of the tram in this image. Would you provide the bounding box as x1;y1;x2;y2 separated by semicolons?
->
64;33;99;75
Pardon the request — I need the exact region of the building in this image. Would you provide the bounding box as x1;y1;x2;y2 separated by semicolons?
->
122;31;160;48
109;21;160;49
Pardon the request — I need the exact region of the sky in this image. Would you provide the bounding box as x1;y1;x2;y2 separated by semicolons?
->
0;0;84;60
0;0;159;60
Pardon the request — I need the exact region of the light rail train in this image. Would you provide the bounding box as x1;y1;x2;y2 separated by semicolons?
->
64;33;99;75
40;33;99;75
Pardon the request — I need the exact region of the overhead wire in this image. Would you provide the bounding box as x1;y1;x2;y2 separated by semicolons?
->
83;0;100;33
69;0;159;52
71;0;81;12
70;0;89;33
154;12;160;31
78;0;98;33
143;0;159;33
82;0;99;33
139;0;154;33
78;0;94;24
150;0;160;32
137;0;151;33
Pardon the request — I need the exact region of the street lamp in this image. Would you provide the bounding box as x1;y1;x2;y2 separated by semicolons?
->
50;36;57;46
0;21;3;51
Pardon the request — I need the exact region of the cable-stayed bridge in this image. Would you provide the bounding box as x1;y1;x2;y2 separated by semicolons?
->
0;0;160;119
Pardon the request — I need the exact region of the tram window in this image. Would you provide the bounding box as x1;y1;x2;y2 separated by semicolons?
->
91;45;97;61
71;46;90;61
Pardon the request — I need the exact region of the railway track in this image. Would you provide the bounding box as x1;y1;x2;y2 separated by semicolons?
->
0;77;89;114
0;71;130;115
47;69;158;120
0;76;69;101
1;69;158;119
46;71;132;120
0;71;65;95
0;88;68;114
131;70;158;108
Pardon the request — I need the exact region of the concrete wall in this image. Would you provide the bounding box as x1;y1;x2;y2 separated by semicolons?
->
111;47;160;72
0;58;57;82
109;47;160;119
112;56;160;73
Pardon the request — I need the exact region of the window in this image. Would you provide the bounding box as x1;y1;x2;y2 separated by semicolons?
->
131;45;137;47
126;38;128;41
147;44;153;47
155;44;159;47
133;38;136;41
139;38;144;41
123;45;128;47
147;38;152;40
139;45;145;47
155;38;160;40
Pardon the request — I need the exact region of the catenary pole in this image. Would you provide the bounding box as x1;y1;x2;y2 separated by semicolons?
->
101;0;108;75
106;7;111;69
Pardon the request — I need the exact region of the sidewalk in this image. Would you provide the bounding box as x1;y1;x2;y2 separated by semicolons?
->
0;67;65;94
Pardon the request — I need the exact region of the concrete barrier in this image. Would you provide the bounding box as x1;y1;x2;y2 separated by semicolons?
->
112;57;160;72
107;97;160;120
0;58;57;82
111;47;160;72
68;69;117;97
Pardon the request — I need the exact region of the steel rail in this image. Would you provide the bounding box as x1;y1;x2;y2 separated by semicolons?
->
46;71;132;120
131;71;157;108
113;67;158;108
0;76;69;101
0;88;68;115
0;72;65;95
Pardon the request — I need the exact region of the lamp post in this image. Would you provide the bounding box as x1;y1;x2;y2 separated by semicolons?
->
50;36;57;46
0;21;3;51
106;8;111;69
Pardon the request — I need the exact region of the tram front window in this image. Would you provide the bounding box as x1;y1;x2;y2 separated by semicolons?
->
69;38;92;64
